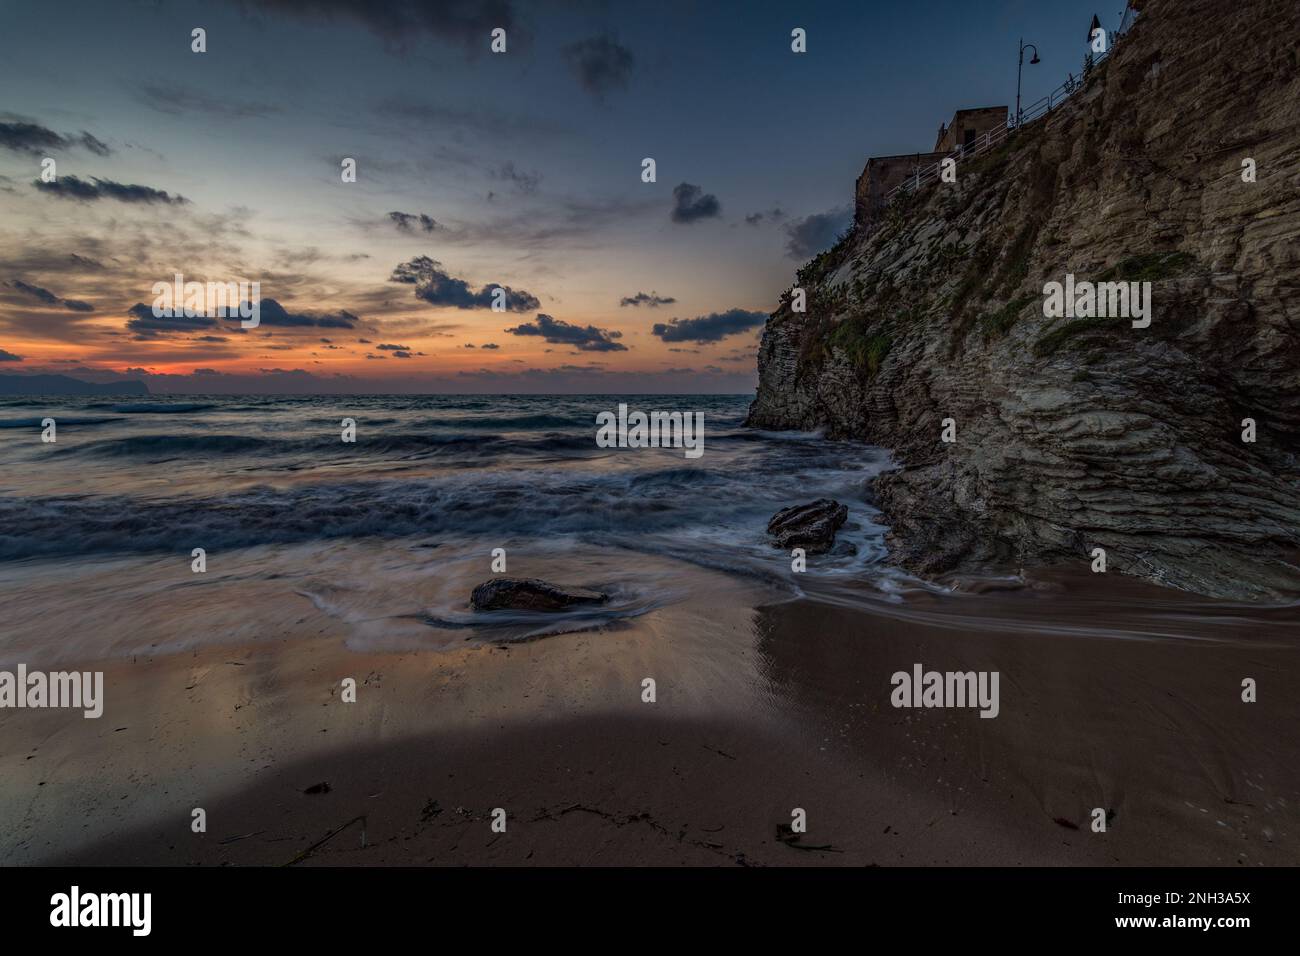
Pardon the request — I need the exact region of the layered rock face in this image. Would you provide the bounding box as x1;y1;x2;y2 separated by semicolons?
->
747;0;1300;598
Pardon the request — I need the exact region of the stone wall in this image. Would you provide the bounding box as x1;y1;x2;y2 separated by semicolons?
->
854;152;948;229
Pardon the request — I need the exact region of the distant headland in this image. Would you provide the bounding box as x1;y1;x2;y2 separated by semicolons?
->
0;374;150;396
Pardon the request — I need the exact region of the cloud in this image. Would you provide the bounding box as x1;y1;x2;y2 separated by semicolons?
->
136;84;282;118
434;195;659;250
125;302;220;337
0;348;23;362
784;205;853;259
33;175;187;205
388;211;438;233
0;120;110;156
504;313;627;352
124;297;358;337
230;0;519;49
562;34;634;99
651;308;767;344
389;256;538;311
8;280;94;312
490;162;540;194
745;207;785;226
620;291;676;308
670;182;721;224
479;342;499;349
243;298;360;329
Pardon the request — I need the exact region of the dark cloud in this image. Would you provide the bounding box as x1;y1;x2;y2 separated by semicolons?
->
232;0;518;49
490;161;540;194
389;255;538;311
136;84;282;118
370;343;424;358
651;308;767;344
243;298;360;329
437;195;659;250
504;313;626;352
562;34;634;99
388;211;438;233
784;205;853;259
480;342;499;349
33;174;187;205
8;280;94;312
745;207;786;226
0;120;110;156
620;291;676;308
125;303;220;337
124;297;358;337
670;182;721;224
0;348;23;362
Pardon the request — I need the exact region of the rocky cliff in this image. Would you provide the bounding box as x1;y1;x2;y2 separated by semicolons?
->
747;0;1300;599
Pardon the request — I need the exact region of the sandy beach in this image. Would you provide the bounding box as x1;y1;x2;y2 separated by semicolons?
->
3;536;1295;867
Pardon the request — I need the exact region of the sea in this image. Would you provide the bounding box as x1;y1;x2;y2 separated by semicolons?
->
0;394;901;658
0;393;1291;662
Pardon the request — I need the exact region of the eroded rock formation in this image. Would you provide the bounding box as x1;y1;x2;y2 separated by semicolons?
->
747;0;1299;598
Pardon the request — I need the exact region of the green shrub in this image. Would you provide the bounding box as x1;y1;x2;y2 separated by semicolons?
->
827;315;893;377
1097;251;1197;282
1032;316;1125;357
979;294;1037;340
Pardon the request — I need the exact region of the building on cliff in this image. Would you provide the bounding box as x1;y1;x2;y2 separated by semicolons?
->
854;106;1007;230
934;106;1009;152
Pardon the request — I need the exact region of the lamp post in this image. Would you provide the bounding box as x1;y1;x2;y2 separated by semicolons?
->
1016;38;1040;127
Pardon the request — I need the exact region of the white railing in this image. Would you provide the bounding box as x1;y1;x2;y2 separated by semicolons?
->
882;13;1134;207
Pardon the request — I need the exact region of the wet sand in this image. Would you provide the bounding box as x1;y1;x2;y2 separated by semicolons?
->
2;544;1296;867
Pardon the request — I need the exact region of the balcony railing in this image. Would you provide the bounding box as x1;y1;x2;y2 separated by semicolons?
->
881;12;1134;208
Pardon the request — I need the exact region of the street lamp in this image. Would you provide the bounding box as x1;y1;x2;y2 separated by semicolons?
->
1016;38;1040;127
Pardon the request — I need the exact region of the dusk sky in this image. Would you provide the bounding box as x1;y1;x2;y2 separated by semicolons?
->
0;0;1115;393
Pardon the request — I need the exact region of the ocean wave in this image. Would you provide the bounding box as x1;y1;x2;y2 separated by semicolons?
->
56;434;275;457
108;402;217;414
0;416;119;429
0;455;885;562
413;413;587;430
50;429;602;461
